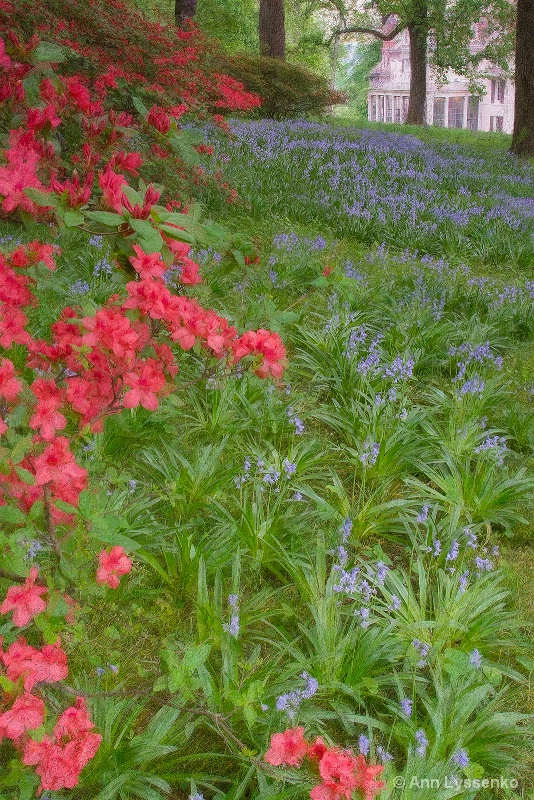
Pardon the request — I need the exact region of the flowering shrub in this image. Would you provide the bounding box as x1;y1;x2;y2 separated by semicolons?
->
0;21;281;793
217;54;347;119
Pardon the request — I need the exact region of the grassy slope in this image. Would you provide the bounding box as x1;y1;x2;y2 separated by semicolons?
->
207;117;534;749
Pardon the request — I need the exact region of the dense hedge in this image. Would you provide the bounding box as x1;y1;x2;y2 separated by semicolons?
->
219;53;347;118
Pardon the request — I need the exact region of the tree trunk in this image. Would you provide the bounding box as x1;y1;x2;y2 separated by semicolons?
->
510;0;534;156
406;3;428;125
175;0;197;27
259;0;286;60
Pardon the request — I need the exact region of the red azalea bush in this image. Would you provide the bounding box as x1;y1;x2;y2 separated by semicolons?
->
0;14;279;792
0;0;261;115
265;727;385;800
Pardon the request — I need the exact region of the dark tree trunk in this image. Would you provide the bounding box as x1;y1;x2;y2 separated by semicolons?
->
259;0;286;59
510;0;534;156
175;0;197;27
406;2;428;125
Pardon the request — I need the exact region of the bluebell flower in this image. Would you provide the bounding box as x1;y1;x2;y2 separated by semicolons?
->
415;729;428;757
400;698;413;717
412;639;430;667
459;571;469;593
282;459;297;477
375;561;388;585
223;614;240;639
360;441;380;467
359;607;371;628
340;517;353;542
452;749;470;768
417;505;429;524
93;257;113;277
376;745;393;763
446;541;459;562
470;648;482;668
389;594;401;611
358;734;370;756
70;279;90;295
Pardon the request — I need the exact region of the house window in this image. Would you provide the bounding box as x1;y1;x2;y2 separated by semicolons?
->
467;97;479;131
402;96;409;122
371;95;377;121
386;96;393;123
433;98;445;127
394;96;402;123
448;97;464;128
491;79;505;104
489;116;503;132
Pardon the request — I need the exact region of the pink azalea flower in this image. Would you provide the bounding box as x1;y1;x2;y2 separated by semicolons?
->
96;546;132;589
0;567;48;627
264;726;308;767
0;691;45;739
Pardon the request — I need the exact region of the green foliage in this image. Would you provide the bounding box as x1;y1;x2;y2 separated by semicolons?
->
338;41;382;120
218;53;347;118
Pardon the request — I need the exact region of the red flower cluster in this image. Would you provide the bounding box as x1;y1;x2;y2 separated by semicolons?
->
265;728;385;800
23;697;102;792
0;630;99;791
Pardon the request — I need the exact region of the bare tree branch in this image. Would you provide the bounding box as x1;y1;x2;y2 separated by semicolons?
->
328;20;405;44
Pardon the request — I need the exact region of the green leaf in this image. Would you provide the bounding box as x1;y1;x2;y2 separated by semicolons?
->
464;762;485;780
61;208;85;227
33;613;61;643
167;132;201;166
59;556;78;582
182;643;211;672
32;41;67;63
135;549;173;583
14;466;35;485
88;523;142;551
482;666;503;686
132;94;149;117
24;187;56;207
231;248;246;267
0;676;15;692
28;500;44;520
0;505;26;524
22;72;42;107
158;224;196;244
85;210;124;226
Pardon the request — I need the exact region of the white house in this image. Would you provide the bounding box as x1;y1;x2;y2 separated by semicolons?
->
367;22;514;132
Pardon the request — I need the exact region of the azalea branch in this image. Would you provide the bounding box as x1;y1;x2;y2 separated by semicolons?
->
43;482;62;563
0;567;47;586
57;682;154;698
181;706;248;751
76;226;118;236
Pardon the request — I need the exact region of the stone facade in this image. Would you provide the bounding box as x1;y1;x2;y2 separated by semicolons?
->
367;24;514;133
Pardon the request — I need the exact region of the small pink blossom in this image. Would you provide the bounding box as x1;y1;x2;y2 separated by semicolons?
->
264;726;308;767
96;546;132;588
0;567;48;627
